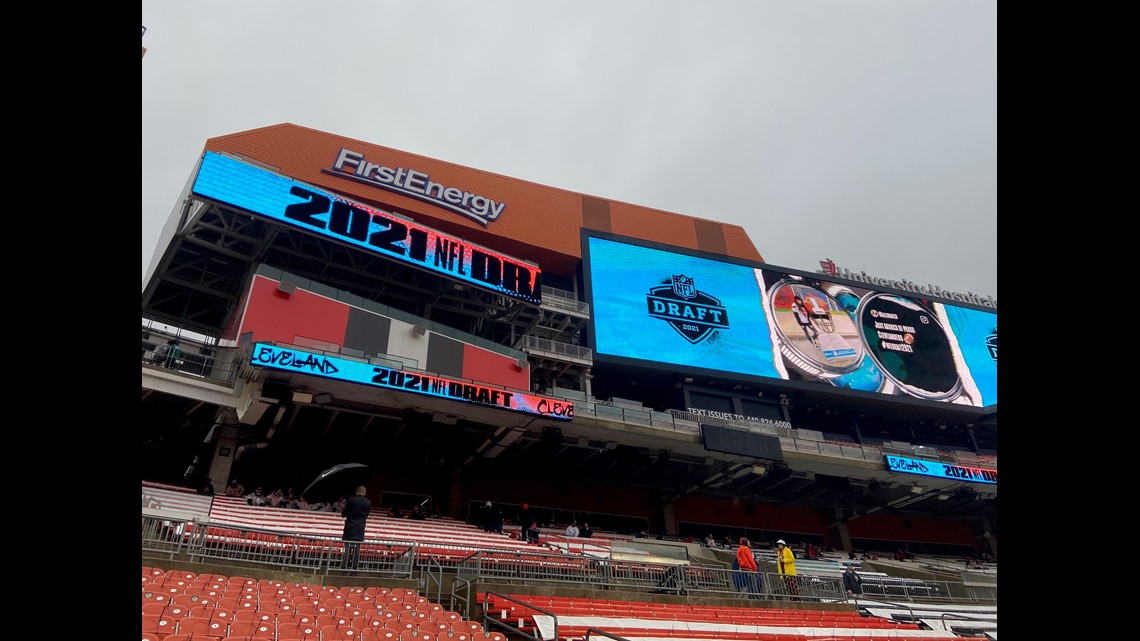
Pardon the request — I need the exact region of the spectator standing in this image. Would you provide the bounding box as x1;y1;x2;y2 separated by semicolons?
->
565;521;580;537
734;537;762;598
151;340;169;365
703;533;717;548
341;485;371;570
487;503;504;534
479;501;494;530
518;503;539;543
842;564;863;598
164;339;183;368
775;539;799;598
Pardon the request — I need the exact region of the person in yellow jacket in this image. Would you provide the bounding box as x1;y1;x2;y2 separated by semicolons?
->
775;539;799;598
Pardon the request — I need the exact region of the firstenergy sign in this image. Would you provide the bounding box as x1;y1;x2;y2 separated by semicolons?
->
323;149;505;226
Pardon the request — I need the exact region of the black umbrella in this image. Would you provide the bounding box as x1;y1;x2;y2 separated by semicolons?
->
301;463;370;503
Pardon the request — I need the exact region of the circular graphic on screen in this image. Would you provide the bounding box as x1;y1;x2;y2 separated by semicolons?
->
855;293;962;400
767;280;866;379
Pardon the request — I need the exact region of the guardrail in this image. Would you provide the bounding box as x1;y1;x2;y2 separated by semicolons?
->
143;514;993;606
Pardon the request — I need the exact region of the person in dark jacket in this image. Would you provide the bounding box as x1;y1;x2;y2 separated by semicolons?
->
842;564;863;598
340;486;371;570
484;502;504;534
518;503;539;543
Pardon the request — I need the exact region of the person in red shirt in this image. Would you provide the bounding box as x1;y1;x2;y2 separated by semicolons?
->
735;538;762;598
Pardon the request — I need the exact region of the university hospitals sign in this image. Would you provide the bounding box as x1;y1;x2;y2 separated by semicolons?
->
818;259;997;309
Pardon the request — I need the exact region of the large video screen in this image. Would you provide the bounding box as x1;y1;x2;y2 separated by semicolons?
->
583;233;997;408
192;151;542;305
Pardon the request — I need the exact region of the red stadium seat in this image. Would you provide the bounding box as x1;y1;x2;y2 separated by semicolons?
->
276;621;321;640
177;615;227;637
142;613;179;638
142;601;168;617
210;608;238;628
227;619;275;638
327;628;368;640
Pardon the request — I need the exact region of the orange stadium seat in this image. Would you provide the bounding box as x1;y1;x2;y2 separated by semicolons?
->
173;592;217;609
371;630;399;641
336;606;367;619
210;608;238;628
177;615;227;637
142;612;179;638
293;612;318;627
222;636;273;641
333;628;371;640
173;606;208;622
227;619;275;638
276;621;321;640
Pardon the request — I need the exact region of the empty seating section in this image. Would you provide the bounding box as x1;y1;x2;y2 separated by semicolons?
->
148;486;682;576
211;496;524;544
143;565;487;641
480;594;990;641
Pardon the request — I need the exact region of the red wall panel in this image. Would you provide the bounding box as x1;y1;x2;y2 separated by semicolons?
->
238;276;351;347
672;495;827;535
845;513;974;546
461;343;530;390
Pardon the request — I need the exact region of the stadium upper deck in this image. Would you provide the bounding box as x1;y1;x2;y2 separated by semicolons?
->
142;124;996;554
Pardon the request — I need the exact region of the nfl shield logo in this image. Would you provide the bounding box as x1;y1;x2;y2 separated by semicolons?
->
672;275;696;299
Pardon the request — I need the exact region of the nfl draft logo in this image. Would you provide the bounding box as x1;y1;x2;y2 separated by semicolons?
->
646;274;730;344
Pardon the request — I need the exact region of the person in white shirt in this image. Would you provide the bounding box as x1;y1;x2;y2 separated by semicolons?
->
565;522;580;537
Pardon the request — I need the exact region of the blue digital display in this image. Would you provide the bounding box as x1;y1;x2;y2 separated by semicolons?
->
249;343;573;420
884;454;997;485
192;152;542;304
583;233;998;408
586;236;782;379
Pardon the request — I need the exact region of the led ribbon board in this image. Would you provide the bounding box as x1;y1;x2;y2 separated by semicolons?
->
192;151;542;305
250;342;573;421
884;454;997;485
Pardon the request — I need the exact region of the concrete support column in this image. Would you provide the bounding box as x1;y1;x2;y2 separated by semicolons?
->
827;506;853;552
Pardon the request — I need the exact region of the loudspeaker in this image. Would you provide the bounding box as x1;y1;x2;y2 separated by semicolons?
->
277;281;297;294
514;357;528;369
410;325;427;336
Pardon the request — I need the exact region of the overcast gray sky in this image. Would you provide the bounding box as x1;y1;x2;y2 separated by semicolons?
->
142;0;996;301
